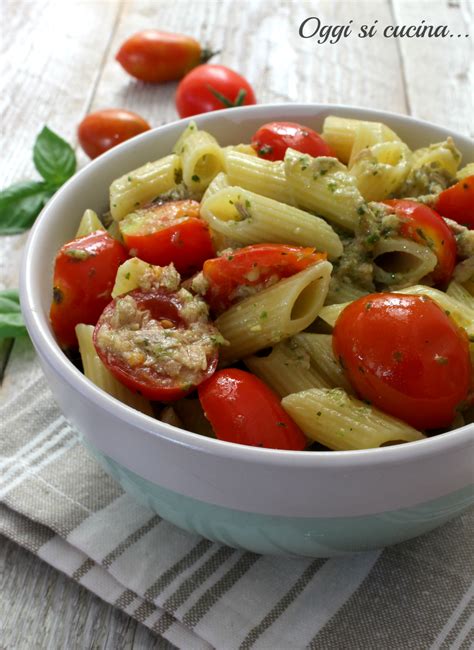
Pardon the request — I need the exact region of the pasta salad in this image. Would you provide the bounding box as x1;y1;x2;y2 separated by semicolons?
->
49;116;474;452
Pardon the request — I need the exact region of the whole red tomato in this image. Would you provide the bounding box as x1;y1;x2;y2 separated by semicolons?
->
332;293;471;430
116;30;215;83
251;122;335;161
78;109;151;159
175;65;256;118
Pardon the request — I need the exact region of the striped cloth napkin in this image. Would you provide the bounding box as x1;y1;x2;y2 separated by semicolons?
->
1;338;473;649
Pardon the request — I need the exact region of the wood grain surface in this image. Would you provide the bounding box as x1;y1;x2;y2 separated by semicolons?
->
0;0;472;647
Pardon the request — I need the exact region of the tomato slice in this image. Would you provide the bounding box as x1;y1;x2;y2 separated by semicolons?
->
251;122;335;161
434;175;474;229
94;289;220;401
332;293;471;430
119;200;215;276
50;230;128;348
198;369;307;450
201;244;326;314
384;199;457;285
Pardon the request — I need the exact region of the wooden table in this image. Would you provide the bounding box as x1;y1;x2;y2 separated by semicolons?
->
0;0;472;647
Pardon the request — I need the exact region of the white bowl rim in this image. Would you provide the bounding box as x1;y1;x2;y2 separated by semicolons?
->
20;101;474;470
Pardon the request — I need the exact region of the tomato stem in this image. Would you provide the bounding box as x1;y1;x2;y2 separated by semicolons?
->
200;47;220;64
207;85;247;108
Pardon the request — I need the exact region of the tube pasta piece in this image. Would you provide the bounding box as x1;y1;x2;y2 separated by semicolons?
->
224;150;293;204
223;144;258;157
322;116;401;164
216;261;332;361
348;121;402;168
110;154;182;221
292;333;354;394
244;339;332;397
107;220;124;243
326;279;369;304
75;209;104;238
457;162;474;181
284;149;365;232
372;237;438;288
180;130;225;193
172;120;198;154
112;258;151;297
76;324;153;416
159;406;184;428
447;280;474;310
411;138;462;178
350;141;412;201
201;171;230;203
281;388;425;451
200;186;343;260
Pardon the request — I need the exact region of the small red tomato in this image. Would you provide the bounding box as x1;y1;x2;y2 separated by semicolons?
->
175;64;256;118
202;244;326;314
94;289;219;401
251;122;335;161
198;369;307;450
50;231;128;348
78;109;151;159
116;30;215;83
384;199;457;286
119;200;214;276
333;293;471;430
434;175;474;229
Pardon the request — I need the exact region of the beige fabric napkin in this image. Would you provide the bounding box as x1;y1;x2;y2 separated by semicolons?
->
1;338;473;649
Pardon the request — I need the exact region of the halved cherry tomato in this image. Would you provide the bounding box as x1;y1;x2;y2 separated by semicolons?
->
251;122;335;161
50;230;128;348
198;369;307;450
94;289;219;401
201;244;326;314
434;175;474;229
384;199;457;286
116;30;215;83
78;109;151;159
175;64;256;118
333;293;471;430
119;200;215;276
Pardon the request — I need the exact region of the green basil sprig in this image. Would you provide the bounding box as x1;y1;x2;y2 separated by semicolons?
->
0;289;26;340
0;126;76;235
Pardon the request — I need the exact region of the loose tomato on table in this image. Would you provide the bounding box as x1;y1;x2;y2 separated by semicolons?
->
94;289;219;401
116;30;216;83
332;293;471;430
434;175;474;229
198;369;307;450
251;122;335;161
200;244;326;314
78;109;151;159
384;199;457;286
50;230;128;348
119;200;215;276
175;65;256;118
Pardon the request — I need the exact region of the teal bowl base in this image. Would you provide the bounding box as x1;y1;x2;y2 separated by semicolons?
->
88;444;474;558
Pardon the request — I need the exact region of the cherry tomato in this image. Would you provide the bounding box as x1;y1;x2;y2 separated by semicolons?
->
94;289;219;401
384;199;457;286
202;244;326;314
116;30;215;83
78;109;151;159
198;369;307;450
175;65;256;118
251;122;335;161
434;175;474;229
333;293;471;430
50;231;128;348
119;200;215;277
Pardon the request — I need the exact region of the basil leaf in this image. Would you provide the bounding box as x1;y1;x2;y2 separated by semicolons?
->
0;180;54;235
33;126;76;186
0;289;27;339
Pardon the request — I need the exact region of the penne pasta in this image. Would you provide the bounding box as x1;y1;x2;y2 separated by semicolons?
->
224;150;292;204
292;333;354;394
447;280;474;310
282;388;425;450
411;138;462;178
110;154;182;221
201;171;230;203
456;162;474;180
217;261;332;361
180;129;225;193
76;324;153;416
322;116;401;164
200;186;343;259
348;120;402;168
75;209;104;238
350;141;412;201
372;237;438;288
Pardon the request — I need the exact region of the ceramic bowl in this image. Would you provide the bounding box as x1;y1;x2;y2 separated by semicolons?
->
20;104;474;557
